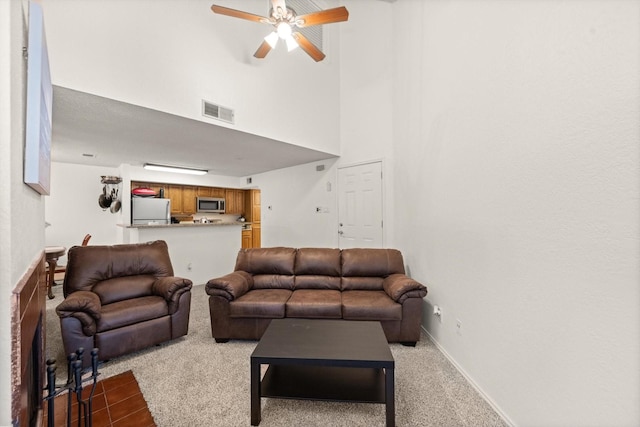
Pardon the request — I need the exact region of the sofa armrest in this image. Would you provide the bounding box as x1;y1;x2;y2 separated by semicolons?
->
205;271;253;301
383;274;427;303
55;291;102;335
152;276;193;301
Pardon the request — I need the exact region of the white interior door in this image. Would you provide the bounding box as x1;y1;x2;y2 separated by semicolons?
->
337;162;383;248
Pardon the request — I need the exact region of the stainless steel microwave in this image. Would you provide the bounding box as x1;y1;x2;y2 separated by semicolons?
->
197;197;225;213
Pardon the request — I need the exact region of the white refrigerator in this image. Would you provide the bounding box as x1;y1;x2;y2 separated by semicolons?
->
131;198;171;225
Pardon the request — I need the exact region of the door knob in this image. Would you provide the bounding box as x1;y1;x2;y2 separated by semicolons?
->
339;223;343;227
338;230;344;235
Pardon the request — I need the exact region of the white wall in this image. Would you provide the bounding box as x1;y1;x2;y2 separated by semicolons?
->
0;1;47;424
250;160;339;248
392;1;640;426
40;0;341;155
45;163;122;255
338;0;396;246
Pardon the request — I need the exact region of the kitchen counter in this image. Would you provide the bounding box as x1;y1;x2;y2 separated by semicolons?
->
122;221;246;285
121;222;250;229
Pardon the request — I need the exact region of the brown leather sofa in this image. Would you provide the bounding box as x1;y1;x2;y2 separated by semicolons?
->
56;240;193;366
205;247;427;345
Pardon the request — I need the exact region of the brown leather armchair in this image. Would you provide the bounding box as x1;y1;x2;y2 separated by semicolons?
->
56;240;192;366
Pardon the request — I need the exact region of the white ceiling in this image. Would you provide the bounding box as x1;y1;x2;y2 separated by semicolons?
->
51;85;338;177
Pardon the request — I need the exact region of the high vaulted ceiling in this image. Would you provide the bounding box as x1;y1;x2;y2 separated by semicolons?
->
46;0;343;177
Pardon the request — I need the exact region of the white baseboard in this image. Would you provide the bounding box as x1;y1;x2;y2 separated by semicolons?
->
421;325;516;427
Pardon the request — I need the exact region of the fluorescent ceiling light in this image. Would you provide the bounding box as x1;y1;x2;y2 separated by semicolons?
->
143;163;208;176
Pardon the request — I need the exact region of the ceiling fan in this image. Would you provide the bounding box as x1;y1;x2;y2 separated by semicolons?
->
211;0;349;62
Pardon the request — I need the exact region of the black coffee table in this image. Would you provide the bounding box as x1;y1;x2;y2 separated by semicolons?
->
250;318;395;426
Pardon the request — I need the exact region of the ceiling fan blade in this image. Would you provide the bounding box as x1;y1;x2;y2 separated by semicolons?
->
292;32;325;62
211;5;270;23
254;40;272;59
295;7;349;28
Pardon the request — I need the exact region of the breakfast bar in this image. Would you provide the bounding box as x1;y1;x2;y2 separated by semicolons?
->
122;221;243;285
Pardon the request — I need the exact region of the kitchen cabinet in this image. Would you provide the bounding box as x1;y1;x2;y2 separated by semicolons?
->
182;186;197;215
244;189;261;223
225;189;245;215
167;185;183;215
131;181;250;217
252;223;261;248
241;229;253;249
196;187;212;198
196;186;224;198
211;187;225;198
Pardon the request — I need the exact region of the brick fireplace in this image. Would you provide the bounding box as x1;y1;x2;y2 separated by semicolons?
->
11;252;46;427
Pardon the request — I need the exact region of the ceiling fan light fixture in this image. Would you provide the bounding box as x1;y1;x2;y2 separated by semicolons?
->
264;31;279;49
285;34;299;51
276;22;292;39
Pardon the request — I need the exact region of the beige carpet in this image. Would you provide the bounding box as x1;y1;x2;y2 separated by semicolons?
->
46;284;507;426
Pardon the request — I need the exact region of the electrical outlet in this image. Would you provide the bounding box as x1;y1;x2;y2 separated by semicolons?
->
433;305;442;322
456;319;462;335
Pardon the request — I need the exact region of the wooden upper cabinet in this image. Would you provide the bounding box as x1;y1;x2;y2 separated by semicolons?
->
211;187;226;198
225;189;245;215
167;185;183;215
196;187;212;198
182;186;197;215
130;182;253;218
198;187;225;199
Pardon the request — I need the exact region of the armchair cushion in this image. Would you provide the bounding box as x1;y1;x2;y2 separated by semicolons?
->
56;290;102;320
97;296;168;332
93;275;155;305
56;291;102;336
152;276;193;300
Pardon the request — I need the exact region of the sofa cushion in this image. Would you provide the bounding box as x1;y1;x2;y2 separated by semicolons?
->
235;247;296;275
253;274;295;290
341;290;402;321
229;289;292;318
341;249;405;277
341;277;384;291
93;275;155;305
295;248;341;276
97;295;168;332
286;289;342;319
294;275;341;290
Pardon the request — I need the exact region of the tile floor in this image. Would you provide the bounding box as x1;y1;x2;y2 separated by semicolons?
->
44;370;156;427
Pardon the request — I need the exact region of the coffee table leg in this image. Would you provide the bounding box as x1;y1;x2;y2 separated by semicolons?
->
251;360;261;425
385;366;395;427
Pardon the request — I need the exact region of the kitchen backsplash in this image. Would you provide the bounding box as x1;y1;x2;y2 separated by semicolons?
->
190;213;242;223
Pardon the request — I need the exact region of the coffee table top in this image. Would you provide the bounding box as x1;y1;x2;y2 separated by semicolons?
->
251;319;394;367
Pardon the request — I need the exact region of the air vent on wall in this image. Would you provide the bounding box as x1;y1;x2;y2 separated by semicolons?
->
202;100;235;124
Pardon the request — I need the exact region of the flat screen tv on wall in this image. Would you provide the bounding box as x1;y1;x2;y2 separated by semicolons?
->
24;1;52;195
